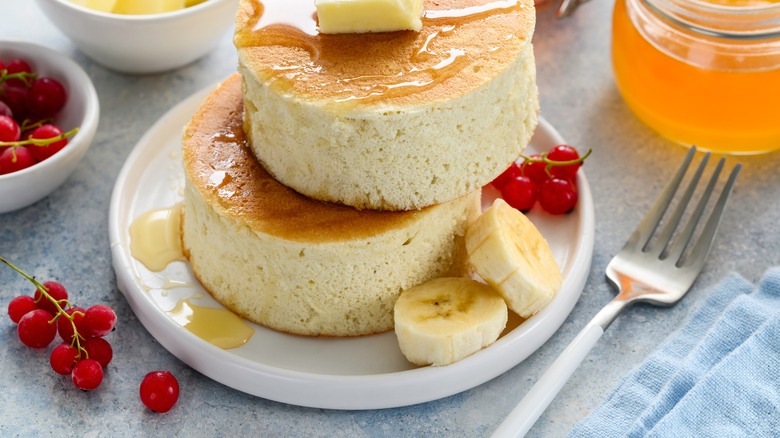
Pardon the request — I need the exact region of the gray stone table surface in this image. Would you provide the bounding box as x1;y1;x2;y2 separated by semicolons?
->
2;1;779;437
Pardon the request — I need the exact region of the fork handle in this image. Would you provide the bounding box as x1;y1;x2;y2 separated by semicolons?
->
491;298;628;438
491;322;604;437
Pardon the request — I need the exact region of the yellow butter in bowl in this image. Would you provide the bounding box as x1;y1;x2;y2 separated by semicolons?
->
112;0;185;14
70;0;208;14
315;0;423;34
69;0;117;12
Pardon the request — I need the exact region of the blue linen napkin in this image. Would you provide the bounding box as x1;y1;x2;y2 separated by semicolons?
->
568;268;780;438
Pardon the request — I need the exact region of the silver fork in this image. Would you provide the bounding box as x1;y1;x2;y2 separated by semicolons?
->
492;147;742;438
556;0;585;18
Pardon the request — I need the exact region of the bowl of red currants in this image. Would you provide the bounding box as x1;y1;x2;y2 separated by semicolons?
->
0;40;99;214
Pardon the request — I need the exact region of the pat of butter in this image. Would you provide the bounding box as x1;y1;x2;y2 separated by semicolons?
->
69;0;117;13
112;0;186;14
315;0;423;34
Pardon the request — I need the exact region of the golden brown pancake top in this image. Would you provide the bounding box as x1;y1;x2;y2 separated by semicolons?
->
182;74;433;243
234;0;535;108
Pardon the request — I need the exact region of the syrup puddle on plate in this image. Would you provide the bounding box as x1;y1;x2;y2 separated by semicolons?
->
129;203;255;349
167;298;254;349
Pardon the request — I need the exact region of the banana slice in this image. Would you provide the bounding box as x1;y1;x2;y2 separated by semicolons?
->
465;198;562;318
394;277;508;366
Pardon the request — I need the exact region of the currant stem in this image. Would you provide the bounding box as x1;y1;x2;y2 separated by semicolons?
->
20;118;53;133
0;127;79;148
521;148;593;177
1;256;49;295
0;256;87;358
0;69;38;87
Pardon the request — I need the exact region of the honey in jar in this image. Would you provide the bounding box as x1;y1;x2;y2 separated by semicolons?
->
612;0;780;155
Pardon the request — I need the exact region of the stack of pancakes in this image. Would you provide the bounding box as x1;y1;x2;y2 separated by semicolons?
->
181;0;538;336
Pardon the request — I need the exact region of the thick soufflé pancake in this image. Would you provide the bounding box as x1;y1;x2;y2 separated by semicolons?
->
235;0;538;210
181;74;481;337
235;0;535;105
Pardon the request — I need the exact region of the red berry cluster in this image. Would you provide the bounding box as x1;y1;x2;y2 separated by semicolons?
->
492;144;591;214
3;257;116;391
3;256;181;412
0;57;78;175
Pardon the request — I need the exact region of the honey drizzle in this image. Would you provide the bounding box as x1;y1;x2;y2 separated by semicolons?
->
129;204;185;272
167;298;254;350
129;204;256;349
233;0;319;56
423;0;521;23
233;0;523;105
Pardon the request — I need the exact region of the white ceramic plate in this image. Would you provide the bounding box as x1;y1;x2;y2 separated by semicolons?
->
109;84;595;410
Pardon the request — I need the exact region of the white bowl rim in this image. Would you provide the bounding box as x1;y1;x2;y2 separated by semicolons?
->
44;0;234;22
0;39;99;181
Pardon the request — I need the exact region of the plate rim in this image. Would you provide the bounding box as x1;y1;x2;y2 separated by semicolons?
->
108;83;595;410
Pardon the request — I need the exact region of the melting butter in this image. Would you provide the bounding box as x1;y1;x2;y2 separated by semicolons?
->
315;0;424;34
167;299;255;349
129;204;185;272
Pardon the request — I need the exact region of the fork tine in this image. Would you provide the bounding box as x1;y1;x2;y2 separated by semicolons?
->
624;147;696;251
650;152;711;255
663;156;724;262
678;162;742;270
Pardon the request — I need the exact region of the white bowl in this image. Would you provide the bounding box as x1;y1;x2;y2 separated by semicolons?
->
0;40;99;214
35;0;239;74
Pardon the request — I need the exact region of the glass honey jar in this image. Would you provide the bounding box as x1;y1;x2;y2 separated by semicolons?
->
612;0;780;155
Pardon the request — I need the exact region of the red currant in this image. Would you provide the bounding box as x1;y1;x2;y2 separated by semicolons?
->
0;146;36;174
4;59;33;87
520;154;549;186
58;306;87;343
140;371;180;413
34;281;68;316
28;124;68;162
501;175;538;212
538;177;578;214
27;78;67;119
0;84;30;120
7;295;37;323
50;344;79;375
84;304;117;338
17;309;56;348
491;161;521;190
0;101;13;118
0;115;20;142
72;359;104;391
83;337;113;368
547;145;581;180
